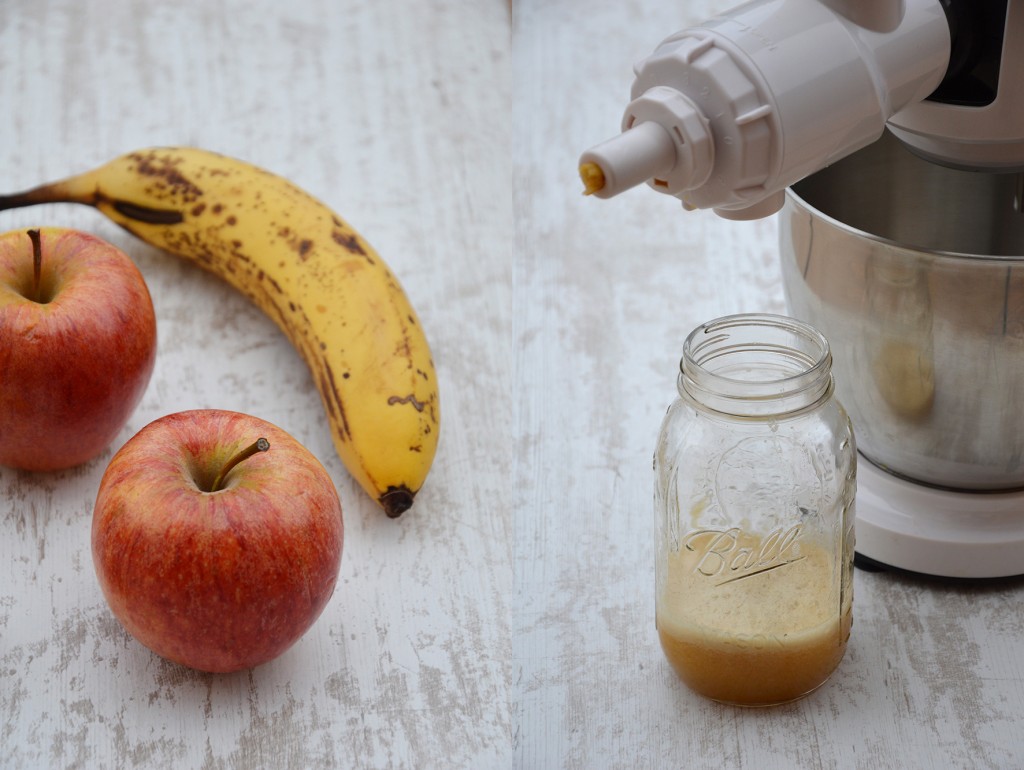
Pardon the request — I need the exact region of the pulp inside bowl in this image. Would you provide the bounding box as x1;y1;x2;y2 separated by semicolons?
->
781;130;1024;490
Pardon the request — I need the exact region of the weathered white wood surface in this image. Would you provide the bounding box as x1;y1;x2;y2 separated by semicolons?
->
1;1;511;768
514;1;1024;769
5;0;1024;768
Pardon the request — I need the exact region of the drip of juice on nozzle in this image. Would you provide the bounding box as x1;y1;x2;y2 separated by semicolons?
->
579;162;606;196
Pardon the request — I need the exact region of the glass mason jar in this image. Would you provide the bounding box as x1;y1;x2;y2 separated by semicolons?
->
654;313;856;707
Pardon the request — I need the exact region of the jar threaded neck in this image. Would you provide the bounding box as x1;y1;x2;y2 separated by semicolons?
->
679;314;833;417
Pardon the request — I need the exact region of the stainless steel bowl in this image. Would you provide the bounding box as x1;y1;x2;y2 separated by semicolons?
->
780;130;1024;490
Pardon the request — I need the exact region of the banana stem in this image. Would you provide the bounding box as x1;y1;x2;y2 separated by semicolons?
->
0;184;73;211
210;438;270;492
0;181;183;224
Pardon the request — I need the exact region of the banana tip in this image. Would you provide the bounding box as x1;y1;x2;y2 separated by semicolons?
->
381;487;415;518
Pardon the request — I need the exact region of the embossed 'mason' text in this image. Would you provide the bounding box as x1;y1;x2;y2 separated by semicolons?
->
681;525;805;584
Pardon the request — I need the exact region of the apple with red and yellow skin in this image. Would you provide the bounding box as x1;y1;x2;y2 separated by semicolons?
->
91;409;345;673
0;227;157;471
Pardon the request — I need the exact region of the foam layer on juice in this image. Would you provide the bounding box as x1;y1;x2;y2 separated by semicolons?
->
657;538;850;706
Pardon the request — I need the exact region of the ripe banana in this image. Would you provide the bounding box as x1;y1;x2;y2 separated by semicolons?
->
0;148;439;518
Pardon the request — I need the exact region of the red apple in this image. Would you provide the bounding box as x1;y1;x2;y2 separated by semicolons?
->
91;409;345;673
0;227;157;471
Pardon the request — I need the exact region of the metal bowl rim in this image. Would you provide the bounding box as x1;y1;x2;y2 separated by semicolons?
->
783;187;1024;263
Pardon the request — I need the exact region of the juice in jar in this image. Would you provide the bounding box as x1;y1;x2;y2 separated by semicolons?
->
656;528;851;706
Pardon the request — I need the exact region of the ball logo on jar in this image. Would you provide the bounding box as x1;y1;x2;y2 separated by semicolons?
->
680;524;805;585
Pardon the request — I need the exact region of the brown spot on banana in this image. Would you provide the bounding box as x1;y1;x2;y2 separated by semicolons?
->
387;393;426;412
324;363;352;440
332;229;373;261
110;199;185;225
128;151;204;201
318;373;337;421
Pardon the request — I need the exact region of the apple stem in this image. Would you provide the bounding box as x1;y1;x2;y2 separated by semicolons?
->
27;229;42;302
210;438;270;492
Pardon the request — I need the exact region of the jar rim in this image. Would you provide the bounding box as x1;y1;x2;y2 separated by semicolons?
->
680;313;832;412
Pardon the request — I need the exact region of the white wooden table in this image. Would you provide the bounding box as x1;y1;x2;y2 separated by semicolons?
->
514;1;1024;769
1;1;511;768
4;1;1024;769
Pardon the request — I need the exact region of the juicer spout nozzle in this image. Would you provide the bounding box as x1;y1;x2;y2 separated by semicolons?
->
578;85;714;201
578;120;678;199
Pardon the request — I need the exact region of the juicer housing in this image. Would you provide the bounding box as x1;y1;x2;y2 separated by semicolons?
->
579;0;1023;219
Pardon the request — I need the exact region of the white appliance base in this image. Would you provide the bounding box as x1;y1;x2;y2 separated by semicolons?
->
855;457;1024;579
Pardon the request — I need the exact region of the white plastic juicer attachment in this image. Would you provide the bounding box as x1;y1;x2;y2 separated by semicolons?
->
579;0;952;219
